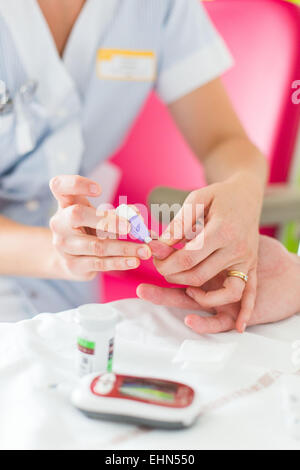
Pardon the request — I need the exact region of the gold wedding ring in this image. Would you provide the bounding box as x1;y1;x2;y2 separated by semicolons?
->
227;270;249;283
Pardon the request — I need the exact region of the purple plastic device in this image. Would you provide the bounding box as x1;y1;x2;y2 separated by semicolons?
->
116;205;152;243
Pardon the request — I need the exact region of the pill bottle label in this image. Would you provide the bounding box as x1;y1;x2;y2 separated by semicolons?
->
77;337;95;377
107;338;114;373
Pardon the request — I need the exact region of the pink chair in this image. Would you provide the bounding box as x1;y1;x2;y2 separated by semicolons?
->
102;0;300;303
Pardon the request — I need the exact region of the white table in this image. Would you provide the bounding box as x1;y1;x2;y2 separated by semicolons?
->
0;298;299;450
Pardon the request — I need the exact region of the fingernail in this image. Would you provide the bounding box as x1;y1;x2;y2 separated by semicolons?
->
137;247;150;259
126;258;138;268
184;316;193;328
90;184;100;195
241;323;247;333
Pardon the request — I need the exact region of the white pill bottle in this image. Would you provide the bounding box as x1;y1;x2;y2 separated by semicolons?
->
75;304;120;377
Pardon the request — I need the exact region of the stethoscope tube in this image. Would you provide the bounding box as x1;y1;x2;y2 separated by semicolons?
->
0;79;37;114
0;80;13;114
0;79;38;154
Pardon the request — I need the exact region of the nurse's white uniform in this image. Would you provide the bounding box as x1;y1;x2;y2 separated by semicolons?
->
0;0;233;321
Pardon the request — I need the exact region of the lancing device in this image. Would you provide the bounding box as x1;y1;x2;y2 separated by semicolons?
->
116;204;152;244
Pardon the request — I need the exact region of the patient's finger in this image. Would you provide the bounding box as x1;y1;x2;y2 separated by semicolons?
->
136;284;202;310
184;311;236;334
149;240;175;260
164;249;227;286
186;268;247;309
235;267;257;333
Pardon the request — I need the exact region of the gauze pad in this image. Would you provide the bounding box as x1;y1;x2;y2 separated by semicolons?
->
172;339;237;373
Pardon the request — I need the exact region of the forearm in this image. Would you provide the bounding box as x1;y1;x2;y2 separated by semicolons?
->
202;136;268;198
0;215;57;278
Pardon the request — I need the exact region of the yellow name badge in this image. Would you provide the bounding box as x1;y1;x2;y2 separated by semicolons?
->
97;49;157;82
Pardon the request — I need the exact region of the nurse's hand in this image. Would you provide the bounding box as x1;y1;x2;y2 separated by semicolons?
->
153;176;262;332
137;236;300;333
49;175;151;281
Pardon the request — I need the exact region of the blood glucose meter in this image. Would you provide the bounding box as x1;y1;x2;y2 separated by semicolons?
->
71;373;201;429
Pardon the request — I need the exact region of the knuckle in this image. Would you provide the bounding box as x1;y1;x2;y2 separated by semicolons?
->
122;244;131;257
92;239;103;257
49;175;61;192
84;272;97;281
49;214;62;233
180;252;194;270
188;272;203;287
113;259;124;270
93;258;103;271
69;204;83;225
186;189;198;203
49;216;57;232
65;256;76;272
54;235;65;249
97;218;108;232
70;175;81;191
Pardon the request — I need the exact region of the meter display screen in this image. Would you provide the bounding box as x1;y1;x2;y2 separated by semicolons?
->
91;373;195;408
119;378;177;404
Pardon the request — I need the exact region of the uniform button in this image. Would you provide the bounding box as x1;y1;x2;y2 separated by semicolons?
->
25;200;40;211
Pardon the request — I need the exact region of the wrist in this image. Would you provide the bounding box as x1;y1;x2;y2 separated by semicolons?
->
46;242;70;280
228;170;265;199
31;228;62;279
224;171;265;224
29;228;69;280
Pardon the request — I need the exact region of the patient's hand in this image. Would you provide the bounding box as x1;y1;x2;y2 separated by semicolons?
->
137;236;300;334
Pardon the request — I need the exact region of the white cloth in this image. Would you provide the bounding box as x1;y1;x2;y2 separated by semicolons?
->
0;298;300;450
